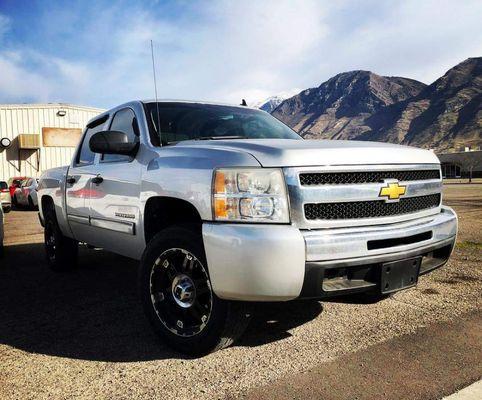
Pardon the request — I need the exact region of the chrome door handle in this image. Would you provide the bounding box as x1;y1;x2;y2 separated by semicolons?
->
92;175;103;185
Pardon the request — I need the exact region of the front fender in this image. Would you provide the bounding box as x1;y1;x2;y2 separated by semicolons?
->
141;146;261;221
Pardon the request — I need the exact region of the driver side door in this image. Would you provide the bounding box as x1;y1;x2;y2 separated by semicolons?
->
87;107;144;258
65;116;107;242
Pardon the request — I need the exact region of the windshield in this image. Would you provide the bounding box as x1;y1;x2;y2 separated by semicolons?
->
144;102;301;145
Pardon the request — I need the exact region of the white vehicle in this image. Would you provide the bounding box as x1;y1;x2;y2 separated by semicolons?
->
38;100;458;355
0;205;4;257
13;178;39;209
0;181;11;213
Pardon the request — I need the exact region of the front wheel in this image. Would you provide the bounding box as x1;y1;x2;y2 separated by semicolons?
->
139;226;251;356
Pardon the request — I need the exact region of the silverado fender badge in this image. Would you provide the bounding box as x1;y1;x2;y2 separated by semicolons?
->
115;212;136;219
379;180;406;201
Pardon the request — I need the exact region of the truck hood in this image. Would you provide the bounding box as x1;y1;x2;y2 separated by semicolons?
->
176;139;440;167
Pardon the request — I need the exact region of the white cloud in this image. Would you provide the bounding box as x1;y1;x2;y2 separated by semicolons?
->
0;50;92;104
325;0;482;84
0;0;481;108
0;53;53;102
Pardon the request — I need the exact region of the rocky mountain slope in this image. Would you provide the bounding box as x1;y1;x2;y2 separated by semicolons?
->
272;71;426;140
362;57;482;152
271;57;481;151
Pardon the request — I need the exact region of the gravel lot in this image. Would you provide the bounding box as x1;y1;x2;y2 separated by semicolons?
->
0;184;481;400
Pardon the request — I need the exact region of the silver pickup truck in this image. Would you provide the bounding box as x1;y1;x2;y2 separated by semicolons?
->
38;100;458;355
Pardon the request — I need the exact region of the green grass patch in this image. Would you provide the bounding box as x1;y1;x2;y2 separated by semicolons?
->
456;241;482;250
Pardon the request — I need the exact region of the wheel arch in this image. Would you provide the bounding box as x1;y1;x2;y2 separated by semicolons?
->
41;195;55;217
144;196;203;245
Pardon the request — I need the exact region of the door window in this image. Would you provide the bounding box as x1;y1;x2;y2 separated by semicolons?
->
75;116;108;167
102;108;139;163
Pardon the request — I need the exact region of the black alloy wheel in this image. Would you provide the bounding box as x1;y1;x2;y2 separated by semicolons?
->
149;248;213;337
139;226;251;355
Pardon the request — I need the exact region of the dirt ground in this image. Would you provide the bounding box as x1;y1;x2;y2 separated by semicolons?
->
0;184;481;400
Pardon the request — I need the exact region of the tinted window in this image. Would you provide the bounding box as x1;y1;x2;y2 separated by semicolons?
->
76;119;106;166
145;102;301;144
102;108;139;163
0;181;7;190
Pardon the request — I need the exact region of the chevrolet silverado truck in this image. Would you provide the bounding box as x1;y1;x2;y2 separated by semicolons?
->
38;100;458;355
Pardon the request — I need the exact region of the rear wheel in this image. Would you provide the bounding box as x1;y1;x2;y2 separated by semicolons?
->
44;208;78;271
139;226;251;356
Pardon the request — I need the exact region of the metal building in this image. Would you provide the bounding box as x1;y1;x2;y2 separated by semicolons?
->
438;150;482;179
0;103;104;180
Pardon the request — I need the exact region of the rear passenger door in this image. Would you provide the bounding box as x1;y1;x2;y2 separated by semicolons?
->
87;108;143;258
65;116;107;242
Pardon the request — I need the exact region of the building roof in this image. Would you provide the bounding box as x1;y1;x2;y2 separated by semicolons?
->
438;150;482;171
0;103;105;112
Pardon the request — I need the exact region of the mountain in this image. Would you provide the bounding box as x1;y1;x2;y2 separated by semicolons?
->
272;71;426;140
255;89;301;113
361;57;482;152
272;57;481;151
256;95;289;113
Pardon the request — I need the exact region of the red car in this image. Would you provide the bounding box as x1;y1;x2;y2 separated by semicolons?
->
7;176;27;197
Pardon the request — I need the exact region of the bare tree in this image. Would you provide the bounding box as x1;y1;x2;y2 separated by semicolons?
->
458;152;481;183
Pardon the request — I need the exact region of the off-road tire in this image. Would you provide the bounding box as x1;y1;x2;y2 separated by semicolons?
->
139;226;251;356
44;208;78;272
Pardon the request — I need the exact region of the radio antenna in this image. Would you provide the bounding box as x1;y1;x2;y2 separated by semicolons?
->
150;40;163;145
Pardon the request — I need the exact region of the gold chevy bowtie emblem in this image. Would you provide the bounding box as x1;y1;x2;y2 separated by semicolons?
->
379;181;406;200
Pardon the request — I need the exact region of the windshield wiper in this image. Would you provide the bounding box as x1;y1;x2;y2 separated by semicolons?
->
192;135;247;140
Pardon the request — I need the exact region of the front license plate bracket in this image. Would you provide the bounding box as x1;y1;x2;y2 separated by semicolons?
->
380;257;421;294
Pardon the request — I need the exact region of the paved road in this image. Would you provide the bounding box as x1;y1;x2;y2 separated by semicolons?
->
0;184;481;399
240;312;482;400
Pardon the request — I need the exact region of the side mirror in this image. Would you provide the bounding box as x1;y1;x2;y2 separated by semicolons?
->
89;130;138;156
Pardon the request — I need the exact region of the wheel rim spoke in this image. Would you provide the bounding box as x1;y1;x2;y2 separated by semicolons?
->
194;279;210;296
188;301;207;322
182;253;195;272
150;248;212;338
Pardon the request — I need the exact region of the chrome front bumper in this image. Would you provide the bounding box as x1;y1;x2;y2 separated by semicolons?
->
202;206;458;301
303;206;457;263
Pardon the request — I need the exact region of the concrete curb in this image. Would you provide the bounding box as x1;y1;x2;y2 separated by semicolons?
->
444;380;482;399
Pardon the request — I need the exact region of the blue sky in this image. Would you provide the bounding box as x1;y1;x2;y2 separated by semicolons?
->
0;0;481;109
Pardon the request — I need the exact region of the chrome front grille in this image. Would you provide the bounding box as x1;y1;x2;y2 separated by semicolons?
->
300;170;441;186
304;194;441;220
284;164;443;229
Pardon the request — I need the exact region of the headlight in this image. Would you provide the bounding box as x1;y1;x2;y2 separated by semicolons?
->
213;168;289;223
